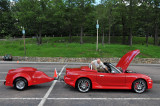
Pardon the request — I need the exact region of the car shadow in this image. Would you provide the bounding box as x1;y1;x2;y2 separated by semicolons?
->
63;85;152;94
25;85;50;90
91;89;133;93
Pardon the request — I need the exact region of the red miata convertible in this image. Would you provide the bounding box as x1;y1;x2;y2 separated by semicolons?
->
4;67;55;90
64;50;153;93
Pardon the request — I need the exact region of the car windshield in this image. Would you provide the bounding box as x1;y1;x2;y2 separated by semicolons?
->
109;63;122;73
116;67;123;73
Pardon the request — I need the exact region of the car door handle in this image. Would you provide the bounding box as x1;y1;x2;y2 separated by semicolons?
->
99;75;104;77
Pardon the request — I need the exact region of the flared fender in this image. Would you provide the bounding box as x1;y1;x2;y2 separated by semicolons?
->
13;73;32;86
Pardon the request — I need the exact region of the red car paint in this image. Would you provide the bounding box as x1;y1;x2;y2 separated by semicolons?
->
4;67;54;87
116;49;140;72
64;50;152;91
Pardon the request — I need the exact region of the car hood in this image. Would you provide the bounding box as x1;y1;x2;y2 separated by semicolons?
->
116;49;140;72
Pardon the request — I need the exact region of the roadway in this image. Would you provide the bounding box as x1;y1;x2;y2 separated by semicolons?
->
0;62;160;106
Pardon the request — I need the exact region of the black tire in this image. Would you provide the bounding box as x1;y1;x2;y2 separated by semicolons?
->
133;79;147;93
14;78;28;91
77;78;91;93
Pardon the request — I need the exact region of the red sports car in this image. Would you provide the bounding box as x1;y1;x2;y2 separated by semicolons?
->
64;50;153;93
4;67;55;90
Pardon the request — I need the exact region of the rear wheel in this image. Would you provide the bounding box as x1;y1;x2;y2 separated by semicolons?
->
14;78;28;91
133;79;147;93
77;78;91;93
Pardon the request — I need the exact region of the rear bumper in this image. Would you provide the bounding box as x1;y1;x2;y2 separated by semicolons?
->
4;80;13;86
64;75;75;88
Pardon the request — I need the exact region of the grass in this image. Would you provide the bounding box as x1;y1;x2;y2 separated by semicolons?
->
0;36;159;58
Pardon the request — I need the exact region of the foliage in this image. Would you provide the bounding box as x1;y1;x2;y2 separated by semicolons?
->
0;0;160;46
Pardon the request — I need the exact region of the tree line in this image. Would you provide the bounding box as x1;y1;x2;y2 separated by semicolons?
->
0;0;160;46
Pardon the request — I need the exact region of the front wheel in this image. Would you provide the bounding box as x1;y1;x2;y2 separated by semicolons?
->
133;79;147;93
14;78;28;91
77;78;91;93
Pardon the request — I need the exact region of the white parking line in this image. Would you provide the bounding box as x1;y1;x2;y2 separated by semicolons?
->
0;98;42;100
0;98;160;101
0;72;7;74
38;65;66;106
0;80;64;83
47;98;160;100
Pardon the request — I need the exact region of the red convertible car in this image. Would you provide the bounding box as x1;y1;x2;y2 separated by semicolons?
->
4;67;55;90
64;50;153;93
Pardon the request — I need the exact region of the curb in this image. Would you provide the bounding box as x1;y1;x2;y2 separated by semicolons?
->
0;61;89;65
0;61;160;66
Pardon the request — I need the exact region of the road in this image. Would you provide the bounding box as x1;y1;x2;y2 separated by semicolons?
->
0;63;160;106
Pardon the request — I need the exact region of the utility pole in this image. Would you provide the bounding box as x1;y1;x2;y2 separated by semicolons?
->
22;27;26;56
96;20;99;51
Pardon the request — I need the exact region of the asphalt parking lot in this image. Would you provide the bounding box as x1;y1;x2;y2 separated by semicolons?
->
0;62;160;106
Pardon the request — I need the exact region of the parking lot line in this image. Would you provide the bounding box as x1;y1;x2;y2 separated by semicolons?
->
38;65;66;106
0;80;64;83
0;72;7;73
0;98;42;100
0;98;160;101
47;98;160;100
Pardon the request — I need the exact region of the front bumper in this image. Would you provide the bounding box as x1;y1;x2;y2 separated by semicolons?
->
147;79;153;89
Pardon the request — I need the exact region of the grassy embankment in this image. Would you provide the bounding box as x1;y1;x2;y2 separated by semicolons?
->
0;36;159;58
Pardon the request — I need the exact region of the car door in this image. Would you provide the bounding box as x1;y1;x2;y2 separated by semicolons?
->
96;65;126;87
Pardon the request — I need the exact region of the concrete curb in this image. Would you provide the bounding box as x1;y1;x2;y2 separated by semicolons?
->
0;61;89;65
0;61;160;66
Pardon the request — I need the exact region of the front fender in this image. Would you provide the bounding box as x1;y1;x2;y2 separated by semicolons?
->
12;73;32;86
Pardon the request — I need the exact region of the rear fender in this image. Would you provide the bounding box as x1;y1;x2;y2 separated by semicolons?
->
13;73;32;86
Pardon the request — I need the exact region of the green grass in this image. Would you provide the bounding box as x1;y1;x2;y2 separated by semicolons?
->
0;37;159;58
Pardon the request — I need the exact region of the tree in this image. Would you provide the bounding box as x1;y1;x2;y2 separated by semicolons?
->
64;0;76;42
95;3;107;45
75;0;95;44
152;0;160;45
98;0;119;44
0;0;16;37
13;0;51;45
118;0;128;44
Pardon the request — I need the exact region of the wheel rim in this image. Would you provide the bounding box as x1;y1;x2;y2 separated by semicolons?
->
16;80;25;90
78;80;90;92
134;80;146;93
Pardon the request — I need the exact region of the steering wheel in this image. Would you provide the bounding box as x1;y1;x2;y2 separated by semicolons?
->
107;66;111;72
103;63;111;73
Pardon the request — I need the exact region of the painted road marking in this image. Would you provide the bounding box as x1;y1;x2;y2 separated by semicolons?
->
38;65;66;106
0;80;64;83
0;72;7;73
47;98;160;100
0;98;160;100
0;98;42;100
